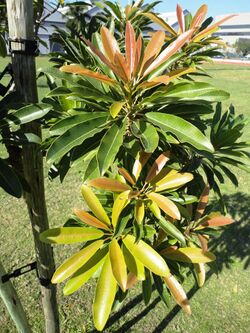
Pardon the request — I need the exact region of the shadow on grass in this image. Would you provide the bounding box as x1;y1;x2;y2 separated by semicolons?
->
89;192;250;333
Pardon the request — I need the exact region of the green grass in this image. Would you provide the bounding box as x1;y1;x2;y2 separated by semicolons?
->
0;59;250;333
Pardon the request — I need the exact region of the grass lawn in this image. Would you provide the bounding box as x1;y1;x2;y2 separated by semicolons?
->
0;58;250;333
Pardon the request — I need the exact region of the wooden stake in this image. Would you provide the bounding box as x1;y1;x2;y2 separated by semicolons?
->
5;1;60;332
0;261;31;333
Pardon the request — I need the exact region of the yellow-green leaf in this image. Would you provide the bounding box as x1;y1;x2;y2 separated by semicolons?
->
161;247;216;263
81;185;110;225
63;248;108;295
147;192;181;220
123;244;145;281
141;13;177;36
73;209;110;231
112;190;131;228
88;177;131;192
132;151;151;180
164;274;191;314
40;227;104;244
148;200;161;219
110;101;125;118
52;240;104;283
123;235;170;277
93;255;117;331
134;200;145;224
155;172;193;192
109;239;127;292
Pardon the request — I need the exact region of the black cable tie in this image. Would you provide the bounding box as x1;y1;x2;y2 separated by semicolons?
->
38;277;52;287
1;261;37;283
9;38;39;56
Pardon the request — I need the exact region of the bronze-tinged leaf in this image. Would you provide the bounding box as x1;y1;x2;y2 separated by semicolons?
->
147;192;181;220
176;4;184;33
141;13;177;36
140;31;165;75
81;185;110;226
132;151;151;180
73;209;110;231
88;177;131;192
193;14;236;42
114;52;130;82
201;216;233;227
112;190;131;228
143;30;194;76
109;239;127;292
118;167;136;185
146;151;171;183
60;65;117;86
195;184;210;221
164;274;191;314
83;37;123;79
160;247;216;263
100;26;121;62
126;272;138;289
155;172;193;192
197;234;209;252
125;4;132;18
194;263;206;287
190;4;208;29
133;35;143;76
125;21;136;78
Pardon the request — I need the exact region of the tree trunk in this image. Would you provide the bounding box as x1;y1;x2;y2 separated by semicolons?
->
5;1;60;332
0;261;32;333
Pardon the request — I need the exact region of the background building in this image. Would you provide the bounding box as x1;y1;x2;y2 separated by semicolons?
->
214;13;250;46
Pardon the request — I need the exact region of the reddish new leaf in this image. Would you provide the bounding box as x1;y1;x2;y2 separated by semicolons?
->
125;21;136;78
146;151;171;183
176;4;184;33
143;30;194;76
60;65;117;86
101;26;121;62
201;216;233;227
195;184;210;221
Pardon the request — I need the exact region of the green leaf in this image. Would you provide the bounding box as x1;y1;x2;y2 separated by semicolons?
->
142;269;152;305
50;112;107;136
0;104;52;129
97;120;126;175
39;227;104;244
158;217;186;246
63;247;108;295
47;87;72;97
93;255;117;331
131;120;159;153
51;240;104;283
146;112;214;152
47;116;108;164
0;158;22;198
153;274;171;307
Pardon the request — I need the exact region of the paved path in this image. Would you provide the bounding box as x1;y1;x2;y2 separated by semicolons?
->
213;59;250;67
